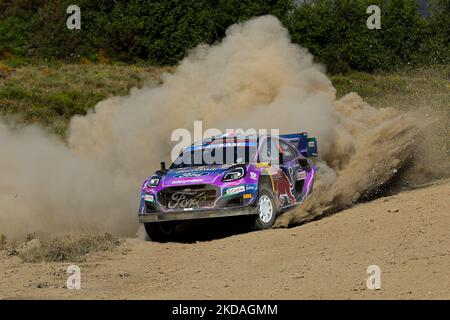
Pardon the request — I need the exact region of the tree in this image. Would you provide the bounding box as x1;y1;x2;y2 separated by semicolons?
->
420;0;450;64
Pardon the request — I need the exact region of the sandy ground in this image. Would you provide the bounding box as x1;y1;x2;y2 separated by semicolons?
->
0;180;449;300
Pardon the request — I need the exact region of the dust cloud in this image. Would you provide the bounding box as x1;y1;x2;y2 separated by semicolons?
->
0;16;443;238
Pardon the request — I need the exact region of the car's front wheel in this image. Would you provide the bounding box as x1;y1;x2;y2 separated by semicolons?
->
253;185;279;230
144;222;176;242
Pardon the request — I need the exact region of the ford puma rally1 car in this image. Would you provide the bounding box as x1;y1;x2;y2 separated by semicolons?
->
138;132;318;241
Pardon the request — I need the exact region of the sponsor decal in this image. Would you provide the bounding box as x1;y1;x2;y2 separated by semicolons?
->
256;162;270;168
250;172;257;179
144;194;154;202
225;186;245;195
246;185;257;190
174;172;209;178
190;141;257;151
171;178;204;184
278;171;296;205
176;166;224;172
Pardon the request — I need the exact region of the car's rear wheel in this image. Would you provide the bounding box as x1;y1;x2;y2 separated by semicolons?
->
144;222;176;242
253;185;279;230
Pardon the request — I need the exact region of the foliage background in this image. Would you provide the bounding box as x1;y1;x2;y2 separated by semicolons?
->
0;0;448;72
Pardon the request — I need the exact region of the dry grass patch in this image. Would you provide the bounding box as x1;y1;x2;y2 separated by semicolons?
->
0;62;169;135
0;234;6;250
331;65;450;113
332;65;450;163
18;233;121;263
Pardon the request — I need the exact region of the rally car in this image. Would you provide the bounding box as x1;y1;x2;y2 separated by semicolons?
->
138;132;318;241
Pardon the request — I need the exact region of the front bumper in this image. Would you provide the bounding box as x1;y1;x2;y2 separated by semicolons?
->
138;206;256;223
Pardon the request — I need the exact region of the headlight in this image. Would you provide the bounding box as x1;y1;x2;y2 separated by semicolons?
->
146;177;160;187
222;167;245;182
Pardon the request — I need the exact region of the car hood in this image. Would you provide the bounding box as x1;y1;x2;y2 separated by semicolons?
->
161;164;238;187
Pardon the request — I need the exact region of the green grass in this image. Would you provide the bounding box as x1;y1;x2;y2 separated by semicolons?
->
0;60;169;136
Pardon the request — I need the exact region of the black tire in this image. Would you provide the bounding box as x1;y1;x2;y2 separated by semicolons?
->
253;184;280;230
144;222;176;242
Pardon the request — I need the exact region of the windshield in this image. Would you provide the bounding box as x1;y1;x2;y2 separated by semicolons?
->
171;142;257;169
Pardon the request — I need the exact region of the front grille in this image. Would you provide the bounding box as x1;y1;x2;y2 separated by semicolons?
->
158;185;217;210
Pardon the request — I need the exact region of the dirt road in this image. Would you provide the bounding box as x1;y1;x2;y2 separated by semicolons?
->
1;180;449;300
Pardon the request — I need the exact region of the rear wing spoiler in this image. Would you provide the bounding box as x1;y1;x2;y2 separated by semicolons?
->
280;132;318;157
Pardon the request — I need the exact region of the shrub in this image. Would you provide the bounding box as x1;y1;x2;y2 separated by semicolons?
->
0;0;447;71
287;0;428;73
419;0;450;65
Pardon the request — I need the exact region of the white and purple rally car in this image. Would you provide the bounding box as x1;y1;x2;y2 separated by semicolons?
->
139;132;318;241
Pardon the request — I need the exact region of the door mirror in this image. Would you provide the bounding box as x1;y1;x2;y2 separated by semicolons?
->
298;158;311;170
160;161;166;171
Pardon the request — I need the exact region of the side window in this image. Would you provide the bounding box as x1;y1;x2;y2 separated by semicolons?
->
280;141;296;162
258;137;279;163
